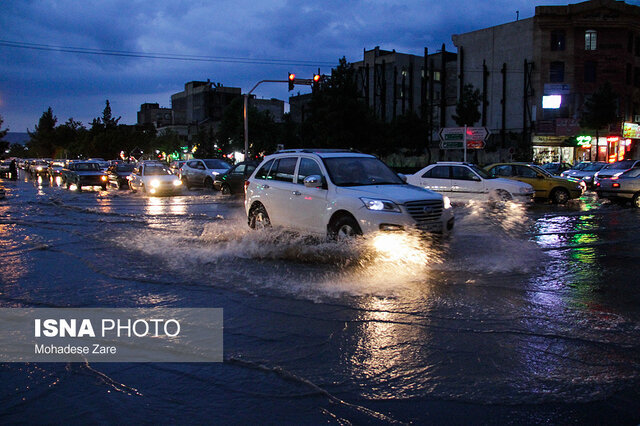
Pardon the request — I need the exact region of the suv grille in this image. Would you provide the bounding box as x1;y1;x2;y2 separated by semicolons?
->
404;200;443;224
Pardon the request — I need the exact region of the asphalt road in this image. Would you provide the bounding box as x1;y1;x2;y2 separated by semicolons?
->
1;173;639;424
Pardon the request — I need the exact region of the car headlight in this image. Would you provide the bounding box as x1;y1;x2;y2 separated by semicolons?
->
210;171;219;176
36;166;43;171
360;198;401;212
150;179;160;188
443;196;451;209
583;176;592;180
173;179;182;186
101;175;107;181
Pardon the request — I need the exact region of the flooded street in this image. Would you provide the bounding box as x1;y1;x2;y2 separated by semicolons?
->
1;174;639;424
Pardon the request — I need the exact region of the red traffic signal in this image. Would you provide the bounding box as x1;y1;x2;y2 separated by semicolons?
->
313;74;321;82
288;73;295;91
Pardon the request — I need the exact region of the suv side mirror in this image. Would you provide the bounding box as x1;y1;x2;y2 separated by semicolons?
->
397;173;408;183
303;175;323;188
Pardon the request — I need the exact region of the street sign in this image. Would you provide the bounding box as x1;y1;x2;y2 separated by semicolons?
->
466;140;486;149
439;127;466;143
466;127;490;142
440;141;464;149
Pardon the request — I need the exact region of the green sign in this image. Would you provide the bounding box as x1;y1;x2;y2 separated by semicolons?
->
440;141;465;149
576;136;592;147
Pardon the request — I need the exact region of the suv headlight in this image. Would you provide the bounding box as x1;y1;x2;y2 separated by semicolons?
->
150;179;160;188
360;198;401;212
443;196;451;209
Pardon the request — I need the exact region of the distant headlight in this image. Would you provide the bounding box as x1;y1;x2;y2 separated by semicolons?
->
173;179;182;186
101;175;107;181
360;197;401;212
443;196;451;209
36;166;43;171
150;179;160;188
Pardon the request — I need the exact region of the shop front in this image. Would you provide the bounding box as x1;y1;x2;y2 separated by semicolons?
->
532;136;576;164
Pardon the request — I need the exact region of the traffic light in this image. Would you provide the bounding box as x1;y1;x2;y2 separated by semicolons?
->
288;73;295;91
313;74;321;83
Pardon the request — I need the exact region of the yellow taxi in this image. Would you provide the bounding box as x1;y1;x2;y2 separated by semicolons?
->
484;163;584;203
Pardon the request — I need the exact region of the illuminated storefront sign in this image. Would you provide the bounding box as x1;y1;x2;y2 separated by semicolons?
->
623;122;640;139
576;136;592;148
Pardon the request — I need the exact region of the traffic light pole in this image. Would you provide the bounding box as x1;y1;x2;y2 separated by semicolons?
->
243;80;288;160
243;78;316;159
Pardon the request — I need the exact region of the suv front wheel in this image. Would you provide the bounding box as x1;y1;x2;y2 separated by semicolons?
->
329;215;362;239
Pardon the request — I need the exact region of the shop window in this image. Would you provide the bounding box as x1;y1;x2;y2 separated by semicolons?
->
585;30;597;51
550;61;565;83
550;30;565;51
584;61;597;83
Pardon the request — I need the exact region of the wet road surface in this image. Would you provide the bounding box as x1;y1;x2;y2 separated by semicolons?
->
1;173;639;424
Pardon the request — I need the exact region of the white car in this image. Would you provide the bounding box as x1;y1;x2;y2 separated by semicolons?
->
245;149;454;237
128;162;182;195
179;159;231;190
407;162;534;203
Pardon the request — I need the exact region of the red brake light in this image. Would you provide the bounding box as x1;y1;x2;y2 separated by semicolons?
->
612;182;620;188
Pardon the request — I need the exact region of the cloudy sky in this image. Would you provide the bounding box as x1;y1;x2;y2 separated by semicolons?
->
0;0;624;133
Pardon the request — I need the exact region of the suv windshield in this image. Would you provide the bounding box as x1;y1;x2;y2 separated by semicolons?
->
204;160;230;170
323;157;404;186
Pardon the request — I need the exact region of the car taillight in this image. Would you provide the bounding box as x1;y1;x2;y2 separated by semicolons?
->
596;182;601;187
612;182;620;188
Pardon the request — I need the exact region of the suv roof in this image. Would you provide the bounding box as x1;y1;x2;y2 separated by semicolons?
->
270;149;374;159
434;161;475;166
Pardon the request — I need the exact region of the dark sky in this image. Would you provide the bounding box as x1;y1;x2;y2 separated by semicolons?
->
0;0;631;133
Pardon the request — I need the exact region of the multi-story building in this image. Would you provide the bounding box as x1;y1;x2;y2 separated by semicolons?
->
453;0;640;163
137;103;173;128
353;46;458;144
251;98;285;123
171;80;242;140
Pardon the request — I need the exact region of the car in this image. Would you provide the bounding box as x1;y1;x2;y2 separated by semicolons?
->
596;167;640;207
540;162;573;175
0;160;11;178
107;163;136;189
88;158;110;171
245;149;454;237
213;160;259;194
593;160;640;186
62;161;108;191
484;162;584;204
406;162;535;203
29;160;50;177
179;159;231;190
560;161;606;188
47;161;65;180
128;162;182;195
169;160;186;175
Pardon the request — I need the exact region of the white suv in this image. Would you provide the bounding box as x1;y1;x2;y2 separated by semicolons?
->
407;162;534;203
244;150;454;237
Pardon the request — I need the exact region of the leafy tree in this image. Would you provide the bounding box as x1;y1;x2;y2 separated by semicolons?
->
217;97;280;156
27;107;59;157
452;84;482;126
580;81;618;147
301;57;385;154
390;112;428;155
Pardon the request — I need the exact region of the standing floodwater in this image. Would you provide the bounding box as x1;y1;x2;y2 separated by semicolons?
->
1;176;639;424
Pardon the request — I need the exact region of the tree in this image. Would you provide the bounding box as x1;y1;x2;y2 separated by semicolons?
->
27;107;59;157
301;57;385;154
452;84;482;126
580;81;618;158
217;97;280;155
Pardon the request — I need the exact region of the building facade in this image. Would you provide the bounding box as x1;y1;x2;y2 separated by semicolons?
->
453;0;640;163
137;103;173;128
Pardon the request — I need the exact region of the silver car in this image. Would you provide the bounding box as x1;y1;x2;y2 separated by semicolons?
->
179;159;231;190
561;161;606;188
596;167;640;207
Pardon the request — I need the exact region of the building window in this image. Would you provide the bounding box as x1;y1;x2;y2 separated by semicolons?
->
585;30;597;51
584;61;597;83
550;30;565;51
550;61;565;83
433;71;441;81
